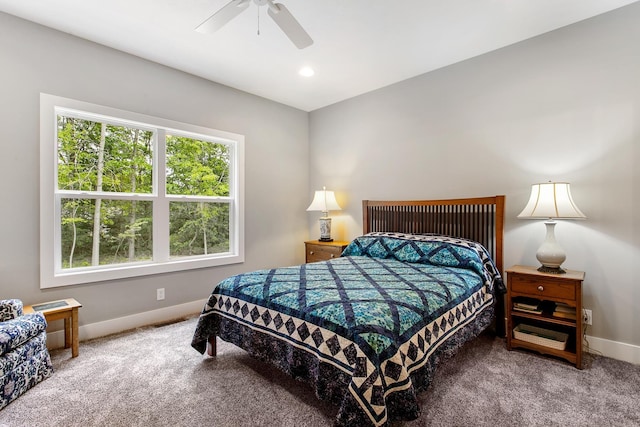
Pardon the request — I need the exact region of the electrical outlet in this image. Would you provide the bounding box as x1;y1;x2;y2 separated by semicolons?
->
582;308;592;325
156;288;165;301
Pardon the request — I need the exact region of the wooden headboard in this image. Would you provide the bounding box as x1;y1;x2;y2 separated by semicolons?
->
362;196;505;274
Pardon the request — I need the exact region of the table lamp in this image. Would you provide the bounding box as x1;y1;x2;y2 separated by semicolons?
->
517;182;586;274
307;186;341;242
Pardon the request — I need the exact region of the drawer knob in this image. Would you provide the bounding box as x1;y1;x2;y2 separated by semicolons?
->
537;285;544;292
330;254;335;258
309;251;314;255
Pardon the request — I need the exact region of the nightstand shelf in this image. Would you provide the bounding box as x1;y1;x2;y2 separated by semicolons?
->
506;265;585;369
304;240;349;263
511;310;577;327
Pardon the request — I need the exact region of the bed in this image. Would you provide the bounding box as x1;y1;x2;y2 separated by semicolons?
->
191;195;505;426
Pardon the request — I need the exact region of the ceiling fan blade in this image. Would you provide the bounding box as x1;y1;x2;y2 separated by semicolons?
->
267;3;313;49
196;0;251;34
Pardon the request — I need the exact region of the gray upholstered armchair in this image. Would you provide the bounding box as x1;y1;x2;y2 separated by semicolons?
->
0;299;53;409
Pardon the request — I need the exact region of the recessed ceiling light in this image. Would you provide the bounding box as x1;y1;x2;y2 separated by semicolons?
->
299;67;315;77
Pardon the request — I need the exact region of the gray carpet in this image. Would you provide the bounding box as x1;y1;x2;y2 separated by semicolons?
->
1;316;639;426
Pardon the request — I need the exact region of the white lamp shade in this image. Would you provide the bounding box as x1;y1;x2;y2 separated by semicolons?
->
517;182;586;219
306;188;341;214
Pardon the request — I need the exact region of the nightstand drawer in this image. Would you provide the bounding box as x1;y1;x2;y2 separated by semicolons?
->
511;275;576;301
306;244;343;262
305;241;349;263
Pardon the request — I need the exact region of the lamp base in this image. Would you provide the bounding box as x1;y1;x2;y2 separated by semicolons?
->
318;217;333;242
535;220;567;275
537;265;566;274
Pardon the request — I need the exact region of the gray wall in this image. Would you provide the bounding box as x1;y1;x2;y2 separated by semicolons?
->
0;12;309;325
2;4;639;351
309;4;640;347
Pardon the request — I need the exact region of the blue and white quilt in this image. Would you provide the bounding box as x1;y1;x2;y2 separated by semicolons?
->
192;232;503;426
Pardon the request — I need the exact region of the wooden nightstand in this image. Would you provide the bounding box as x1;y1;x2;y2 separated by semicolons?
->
506;265;585;369
305;240;349;263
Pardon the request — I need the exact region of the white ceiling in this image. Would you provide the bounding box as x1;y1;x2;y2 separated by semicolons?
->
1;0;638;111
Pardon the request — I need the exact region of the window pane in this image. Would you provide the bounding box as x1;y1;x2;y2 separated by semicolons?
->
166;135;230;196
60;198;153;269
57;116;154;193
169;201;230;257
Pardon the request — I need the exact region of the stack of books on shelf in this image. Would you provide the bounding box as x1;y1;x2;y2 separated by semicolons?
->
553;302;577;320
512;297;542;314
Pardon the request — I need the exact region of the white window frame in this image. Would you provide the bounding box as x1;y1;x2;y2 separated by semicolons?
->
40;93;244;288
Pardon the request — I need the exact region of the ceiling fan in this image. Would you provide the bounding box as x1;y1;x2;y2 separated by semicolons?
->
196;0;313;49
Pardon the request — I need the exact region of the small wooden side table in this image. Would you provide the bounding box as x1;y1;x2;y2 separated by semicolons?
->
24;298;82;357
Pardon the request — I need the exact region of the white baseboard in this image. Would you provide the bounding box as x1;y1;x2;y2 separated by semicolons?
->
585;334;640;365
45;299;207;351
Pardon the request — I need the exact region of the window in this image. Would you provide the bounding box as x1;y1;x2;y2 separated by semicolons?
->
40;94;244;288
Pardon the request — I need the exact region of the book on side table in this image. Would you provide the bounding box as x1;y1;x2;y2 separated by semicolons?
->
553;302;577;320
